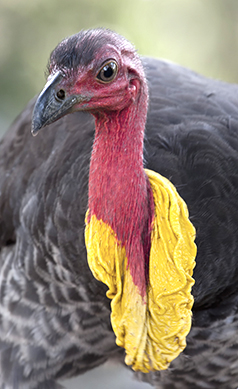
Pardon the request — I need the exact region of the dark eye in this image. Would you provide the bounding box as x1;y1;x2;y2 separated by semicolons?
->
97;61;118;83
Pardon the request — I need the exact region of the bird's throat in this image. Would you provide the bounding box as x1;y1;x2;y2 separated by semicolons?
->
85;88;196;373
88;103;153;296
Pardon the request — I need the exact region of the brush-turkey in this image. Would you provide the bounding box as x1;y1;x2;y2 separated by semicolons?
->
1;28;238;389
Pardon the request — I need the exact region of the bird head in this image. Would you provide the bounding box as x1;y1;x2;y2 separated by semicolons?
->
32;29;147;135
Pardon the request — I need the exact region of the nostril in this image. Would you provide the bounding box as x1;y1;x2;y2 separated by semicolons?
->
56;89;66;100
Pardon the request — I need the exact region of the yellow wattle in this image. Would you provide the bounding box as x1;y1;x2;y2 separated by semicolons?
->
85;168;196;372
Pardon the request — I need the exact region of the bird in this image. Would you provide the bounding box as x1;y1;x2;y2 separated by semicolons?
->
1;27;238;389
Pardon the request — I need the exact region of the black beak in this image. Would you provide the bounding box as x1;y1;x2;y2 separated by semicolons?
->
31;71;88;136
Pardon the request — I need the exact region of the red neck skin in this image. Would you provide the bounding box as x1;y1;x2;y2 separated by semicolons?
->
88;82;154;297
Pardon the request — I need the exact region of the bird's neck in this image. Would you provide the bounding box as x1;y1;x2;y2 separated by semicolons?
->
88;85;148;221
88;86;154;296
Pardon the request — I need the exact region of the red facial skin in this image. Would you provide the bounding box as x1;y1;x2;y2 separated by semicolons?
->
51;43;154;297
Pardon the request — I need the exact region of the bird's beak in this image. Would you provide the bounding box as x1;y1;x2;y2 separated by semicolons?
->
31;71;88;136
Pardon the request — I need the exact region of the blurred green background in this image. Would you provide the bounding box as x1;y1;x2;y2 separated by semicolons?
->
1;0;238;135
1;1;238;387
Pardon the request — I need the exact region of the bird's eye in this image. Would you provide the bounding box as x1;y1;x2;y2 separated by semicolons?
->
97;61;118;83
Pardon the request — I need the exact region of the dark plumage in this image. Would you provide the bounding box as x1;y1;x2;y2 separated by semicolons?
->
1;29;238;388
48;29;115;71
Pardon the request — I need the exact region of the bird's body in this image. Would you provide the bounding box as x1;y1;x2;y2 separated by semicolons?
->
1;29;238;388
